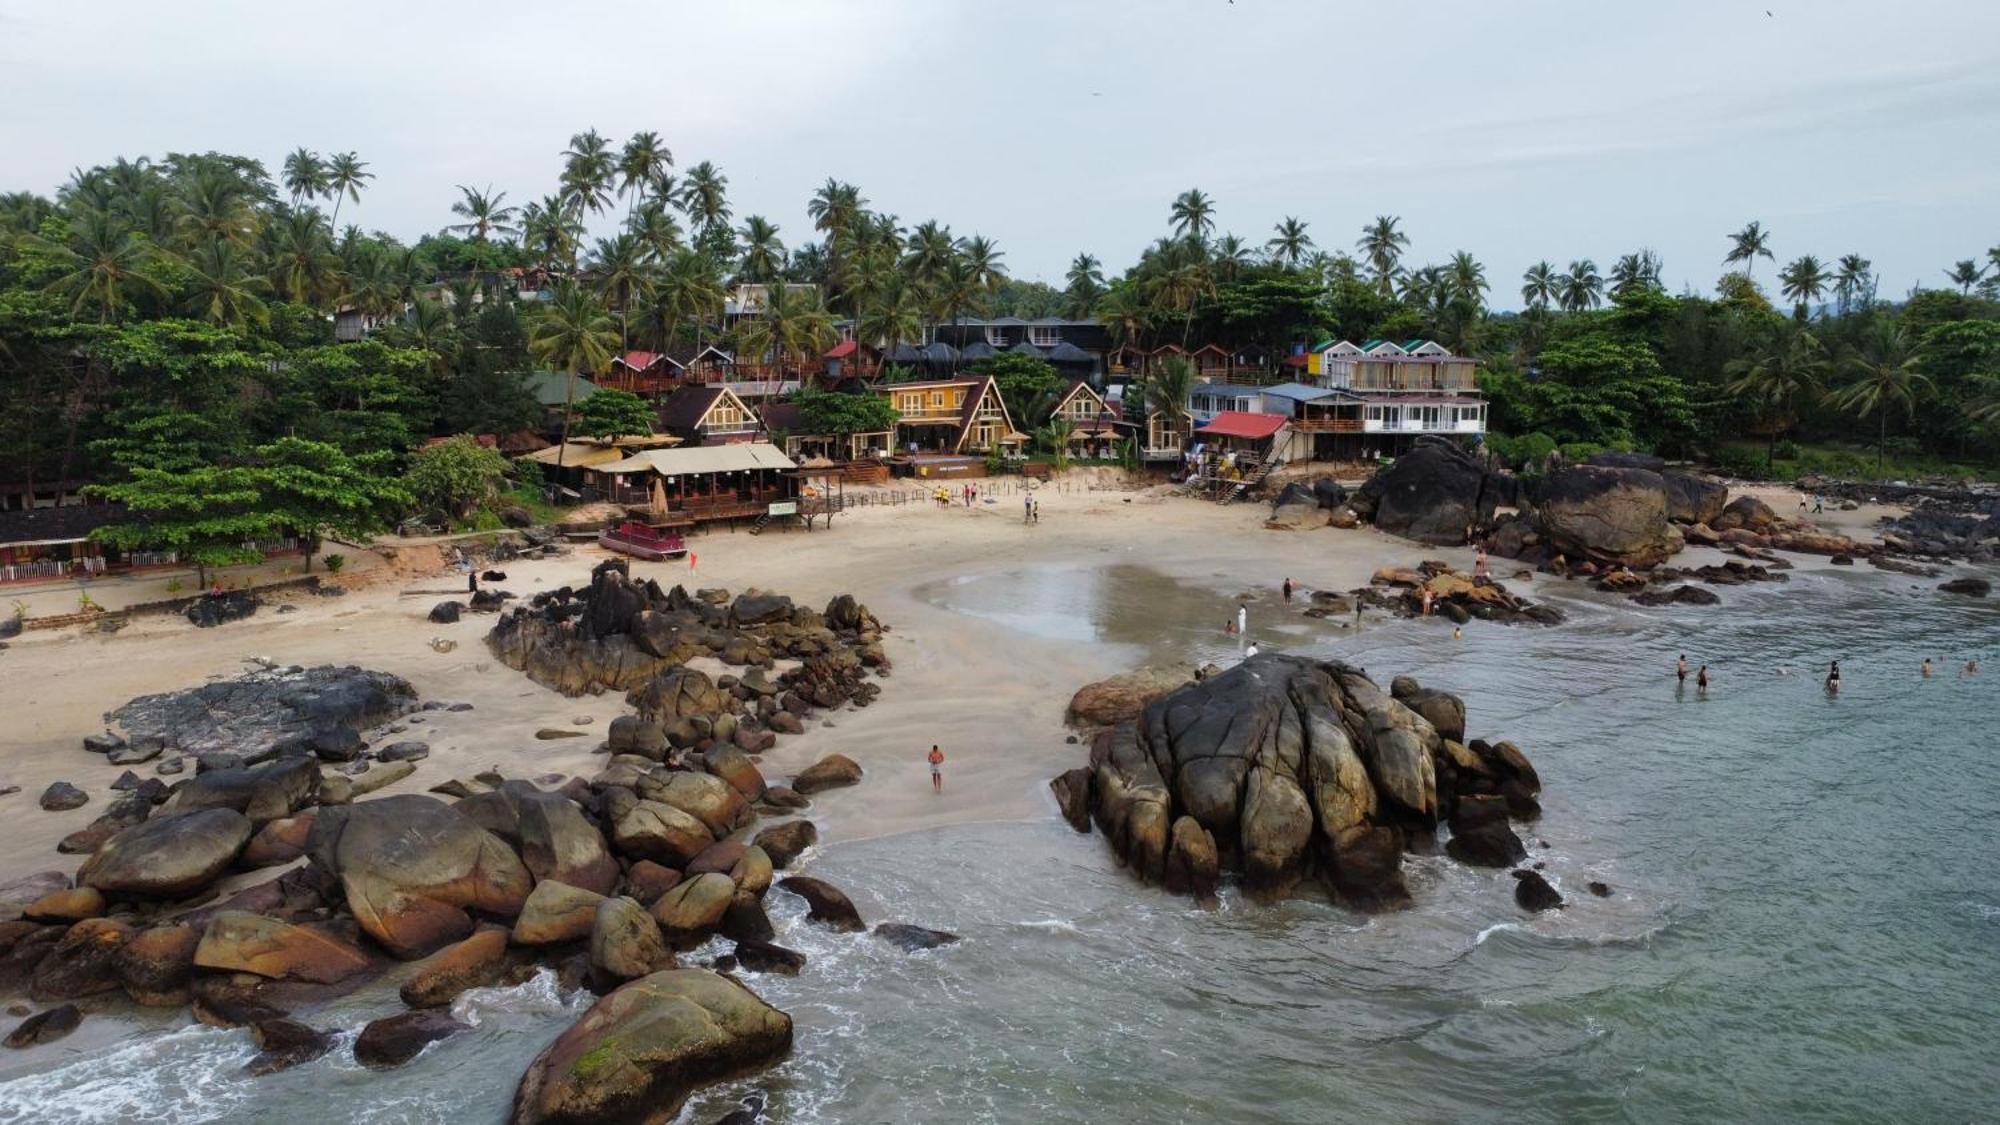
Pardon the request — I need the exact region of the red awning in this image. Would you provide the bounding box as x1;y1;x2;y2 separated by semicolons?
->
823;340;857;359
1196;411;1286;440
1281;354;1310;368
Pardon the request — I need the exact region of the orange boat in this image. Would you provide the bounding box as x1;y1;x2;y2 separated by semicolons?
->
597;521;688;561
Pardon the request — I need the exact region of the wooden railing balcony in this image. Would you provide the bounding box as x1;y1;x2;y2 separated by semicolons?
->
1290;417;1364;433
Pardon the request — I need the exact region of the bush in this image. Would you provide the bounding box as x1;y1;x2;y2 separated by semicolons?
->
1709;446;1769;480
408;436;511;517
322;553;347;574
1772;439;1802;462
1487;431;1557;470
1558;441;1605;462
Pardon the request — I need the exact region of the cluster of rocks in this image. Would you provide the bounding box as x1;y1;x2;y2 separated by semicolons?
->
1359;562;1564;626
5;687;941;1120
1050;654;1555;913
486;558;889;697
184;590;260;628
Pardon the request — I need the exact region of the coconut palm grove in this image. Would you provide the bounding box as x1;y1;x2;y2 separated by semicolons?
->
3;131;1998;557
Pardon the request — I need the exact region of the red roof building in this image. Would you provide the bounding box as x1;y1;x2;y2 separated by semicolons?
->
1196;411;1287;441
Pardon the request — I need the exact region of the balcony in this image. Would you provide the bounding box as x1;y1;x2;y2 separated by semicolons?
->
1361;418;1486;434
1290;417;1364;433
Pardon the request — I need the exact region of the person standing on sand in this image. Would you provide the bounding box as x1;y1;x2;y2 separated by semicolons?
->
927;745;945;792
1282;577;1294;603
1032;498;1040;523
1024;495;1033;522
1677;655;1688;683
688;550;698;576
1474;548;1489;579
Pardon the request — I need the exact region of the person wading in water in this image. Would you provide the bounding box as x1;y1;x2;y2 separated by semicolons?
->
1677;654;1689;683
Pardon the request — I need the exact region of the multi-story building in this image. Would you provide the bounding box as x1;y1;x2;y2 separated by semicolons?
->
1290;339;1486;456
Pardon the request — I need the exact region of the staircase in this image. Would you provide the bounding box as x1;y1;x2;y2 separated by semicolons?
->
1218;456;1281;504
747;510;774;535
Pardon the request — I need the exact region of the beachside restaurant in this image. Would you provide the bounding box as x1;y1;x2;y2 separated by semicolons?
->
513;434;684;500
594;442;802;528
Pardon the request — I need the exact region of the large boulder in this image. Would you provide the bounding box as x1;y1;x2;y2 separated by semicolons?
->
306;795;533;959
751;821;817;870
193;911;371;984
634;771;752;838
1065;668;1192;728
114;923;201;1006
627;668;727;727
1535;465;1684;568
510;969;793;1124
589;897;675;982
354;1010;469;1069
79;809;253;898
513;881;608;946
108;664;416;760
1712;494;1778;533
789;754;862;796
400;929;512;1007
465;783;620;896
1662;472;1729;526
648;872;736;949
606;792;717;867
1353;438;1508;545
777;876;865;932
162;757;322;824
30;919;133;1001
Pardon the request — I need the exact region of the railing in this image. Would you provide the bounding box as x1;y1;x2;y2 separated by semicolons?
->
1361;419;1486;434
1290;418;1364;433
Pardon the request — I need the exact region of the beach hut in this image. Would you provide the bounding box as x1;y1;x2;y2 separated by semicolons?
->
655;385;763;446
595;442;801;526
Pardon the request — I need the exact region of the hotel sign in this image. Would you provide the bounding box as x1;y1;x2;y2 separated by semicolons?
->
767;501;797;517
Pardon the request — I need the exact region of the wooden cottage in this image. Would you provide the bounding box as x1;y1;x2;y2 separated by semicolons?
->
880;376;1022;456
594;442;801;527
1047;380;1123;456
655;385;762;446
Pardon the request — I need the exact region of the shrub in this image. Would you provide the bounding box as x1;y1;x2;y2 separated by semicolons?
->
1709;446;1768;480
1558;441;1605;462
408;436;511;517
322;553;347;574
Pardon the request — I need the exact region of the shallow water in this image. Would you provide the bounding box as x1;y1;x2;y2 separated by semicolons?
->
5;561;1997;1123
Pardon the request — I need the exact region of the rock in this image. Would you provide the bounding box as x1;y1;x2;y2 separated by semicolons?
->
1050;768;1092;833
1065;668;1191;728
1353;437;1509;545
193;911;371;984
729;847;773;900
79;809;253;898
1512;869;1564;912
701;745;767;800
606;716;668;760
188;977;288;1028
23;887;104;924
873;923;962;952
401;929;512;1008
608;795;716;868
731;939;805;975
1390;678;1467;743
353;1010;469;1069
186;590;259;627
1712;495;1778;533
513;880;608;947
1446;823;1528;868
350;759;415;797
591;896;675;982
730;592;794;627
0;871;71;909
38;782;87;812
685;841;747;879
649;873;735;949
81;732;124;755
1266;501;1332;530
377;741;431;763
244;1018;337;1075
778;876;865;932
107;740;163;766
306;794;533;959
1939;576;1990;597
114;923;200;1006
1163;816;1220;901
752;821;817;870
30;918;133;1001
1588;881;1612;897
428;601;464;624
758;785;808;811
1661;472;1728;525
509;969;793;1125
767;711;803;736
536;728;588;741
1534;465;1683;568
624;862;682;907
1830;553;1855;565
163;757;322;824
4;1004;82;1049
110;664;416;761
790;753;862;795
628;667;728;727
634;771;752;838
1632;584;1722;607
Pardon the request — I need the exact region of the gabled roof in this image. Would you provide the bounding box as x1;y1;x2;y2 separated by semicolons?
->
657;385;755;433
599;442;797;478
1196;411;1287;440
522;371;600;407
614;350;664;371
1051;379;1108;415
1190;343;1230;358
950;375;1013;452
823;340;857;359
664;344;732;367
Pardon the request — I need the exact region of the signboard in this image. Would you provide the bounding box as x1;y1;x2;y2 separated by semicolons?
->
767;501;798;517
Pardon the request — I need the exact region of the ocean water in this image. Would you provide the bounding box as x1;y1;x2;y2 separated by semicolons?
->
4;561;1995;1123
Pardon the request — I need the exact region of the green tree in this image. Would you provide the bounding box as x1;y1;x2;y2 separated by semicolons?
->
1725;220;1774;280
1520;260;1557;311
448;185;518;243
792;386;899;435
1725;325;1828;466
324;152;371;230
407;434;512;516
1777;255;1829;320
14;210;170;322
1267;217;1313;267
1945;259;1986;295
574;387;656;439
528;283;620;463
1169;189;1215;243
86;464;271;586
253;436;409;570
1827;323;1931;474
1357;215;1409;298
1063;253;1104;317
969;353;1063;426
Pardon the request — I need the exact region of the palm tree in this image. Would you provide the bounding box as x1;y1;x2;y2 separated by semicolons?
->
265;209;339;308
1833;254;1873;313
1608;251;1662;299
560;130;615;218
175;165;259;250
617;131;673;221
1826;323;1931;476
645;249;727;351
736;215;785;283
521;194;584;270
1211;235;1254;283
961;235;1006;291
1724;220;1774;280
182;240;270;329
855;281;924;358
1726;326;1828;467
324;152;371;230
1945;259;1985;294
806;180;866;247
1557;259;1603;312
590;233;654;350
402;298;457;375
1169;189;1215;244
281;148;327;208
1095;283;1150;354
1357;215;1409;298
1267;217;1314;267
17;209;169;322
762;283;837;379
1777;255;1829;320
1148;246;1213;346
1142;354;1197;442
528;283;621;464
628;201;684;264
1520;260;1558;311
1063;253;1105;318
1445;251;1487;308
679;161;730;233
448;186;518;244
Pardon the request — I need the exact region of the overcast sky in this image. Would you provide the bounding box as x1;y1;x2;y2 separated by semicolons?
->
3;1;1996;305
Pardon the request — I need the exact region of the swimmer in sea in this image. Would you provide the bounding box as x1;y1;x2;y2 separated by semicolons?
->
1677;654;1688;683
1921;658;1932;678
1696;665;1709;694
1825;661;1842;692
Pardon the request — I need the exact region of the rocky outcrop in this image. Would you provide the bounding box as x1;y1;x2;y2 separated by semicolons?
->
1939;576;1991;598
192;911;371;984
1712;495;1778;533
355;1010;469;1068
790;754;862;796
510;969;793;1125
1066;667;1194;728
1660;472;1728;526
108;665;415;761
79;809;253;898
1061;654;1543;910
1351;437;1510;545
400;929;512;1007
1533;465;1684;568
307;795;533;958
778;876;865;932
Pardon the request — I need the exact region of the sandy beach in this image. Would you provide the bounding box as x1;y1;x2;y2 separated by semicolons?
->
0;475;1909;890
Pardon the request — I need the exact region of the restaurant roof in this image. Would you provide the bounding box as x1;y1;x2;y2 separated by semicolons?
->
598;442;798;478
1196;411;1287;440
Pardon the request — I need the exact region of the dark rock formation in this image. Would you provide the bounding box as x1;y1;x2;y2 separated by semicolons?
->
5;1004;82;1048
790;753;862;795
1351;437;1510;545
872;923;961;952
1512;869;1564;912
354;1010;469;1068
186;590;259;627
244;1018;337;1075
1534;465;1684;568
1661;472;1729;526
510;969;792;1125
428;602;463;624
1712;495;1778;533
79;809;254;898
1938;576;1990;597
732;939;806;975
1064;654;1544;910
751;821;816;869
38;782;87;811
108;665;416;761
1631;584;1722;607
777;876;865;932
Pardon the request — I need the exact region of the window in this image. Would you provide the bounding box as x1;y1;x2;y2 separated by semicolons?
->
985;326;1010;346
932;392;946;408
1029;325;1061;347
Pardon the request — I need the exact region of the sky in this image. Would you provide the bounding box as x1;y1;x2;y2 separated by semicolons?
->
3;0;1997;306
